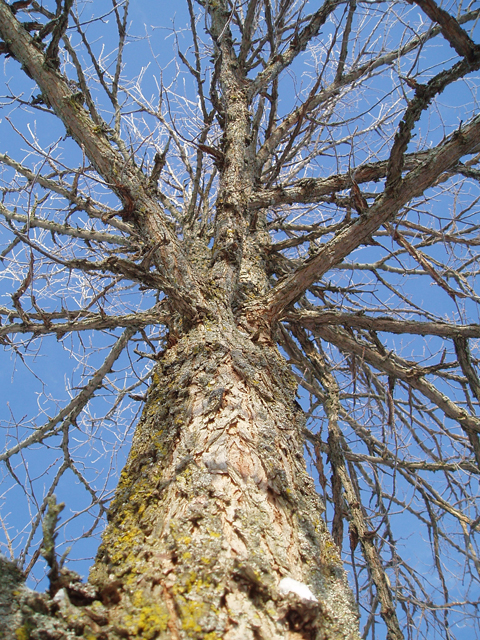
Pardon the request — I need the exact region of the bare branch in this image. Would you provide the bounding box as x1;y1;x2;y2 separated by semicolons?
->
286;310;480;339
0;306;165;338
0;202;132;246
0;326;136;463
248;0;342;99
250;152;430;209
293;326;403;639
0;1;208;318
413;0;479;62
314;324;480;435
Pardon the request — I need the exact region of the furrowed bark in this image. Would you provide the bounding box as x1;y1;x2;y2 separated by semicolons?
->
4;1;479;637
89;322;360;640
206;0;272;310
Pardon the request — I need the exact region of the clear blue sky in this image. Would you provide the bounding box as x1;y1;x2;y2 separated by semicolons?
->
0;2;479;638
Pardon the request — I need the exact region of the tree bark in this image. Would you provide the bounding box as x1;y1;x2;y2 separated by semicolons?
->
88;321;360;640
5;0;478;635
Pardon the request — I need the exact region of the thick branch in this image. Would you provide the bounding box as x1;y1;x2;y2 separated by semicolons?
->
246;113;480;320
0;307;165;338
207;0;254;301
413;0;479;61
454;336;480;403
0;203;131;246
314;325;480;435
287;310;480;339
386;57;480;192
0;1;208;318
250;153;429;209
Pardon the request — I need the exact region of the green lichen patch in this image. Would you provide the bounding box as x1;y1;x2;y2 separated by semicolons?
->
121;590;170;639
88;323;359;639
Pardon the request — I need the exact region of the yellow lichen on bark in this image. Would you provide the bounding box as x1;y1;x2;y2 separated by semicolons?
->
89;323;359;639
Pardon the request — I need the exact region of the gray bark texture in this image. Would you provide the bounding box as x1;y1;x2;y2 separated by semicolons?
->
3;327;361;640
88;324;360;639
1;0;480;638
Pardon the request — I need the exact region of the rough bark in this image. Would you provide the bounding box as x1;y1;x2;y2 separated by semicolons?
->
2;0;480;637
87;322;360;639
2;325;361;639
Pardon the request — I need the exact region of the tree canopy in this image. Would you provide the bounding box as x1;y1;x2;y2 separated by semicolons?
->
1;1;480;638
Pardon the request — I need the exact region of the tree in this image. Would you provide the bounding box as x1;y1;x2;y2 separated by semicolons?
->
0;0;479;637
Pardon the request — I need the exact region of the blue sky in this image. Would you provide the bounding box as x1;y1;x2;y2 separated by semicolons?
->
1;2;479;638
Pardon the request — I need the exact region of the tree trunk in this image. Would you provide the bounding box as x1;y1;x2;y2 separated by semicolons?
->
89;321;360;640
